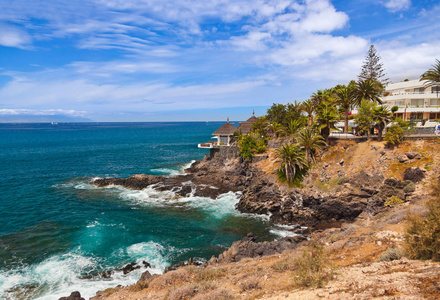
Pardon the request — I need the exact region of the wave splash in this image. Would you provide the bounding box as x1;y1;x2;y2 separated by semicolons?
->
0;241;170;300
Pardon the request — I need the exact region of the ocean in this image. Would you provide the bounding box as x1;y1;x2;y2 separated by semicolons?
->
0;122;294;300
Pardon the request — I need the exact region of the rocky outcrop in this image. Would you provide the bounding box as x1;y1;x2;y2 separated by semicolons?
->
59;291;85;300
82;261;151;280
209;233;307;264
403;167;426;183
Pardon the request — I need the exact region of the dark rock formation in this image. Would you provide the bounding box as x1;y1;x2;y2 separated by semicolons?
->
82;261;150;280
403;167;426;183
210;233;307;264
59;291;85;300
405;152;422;160
137;270;152;283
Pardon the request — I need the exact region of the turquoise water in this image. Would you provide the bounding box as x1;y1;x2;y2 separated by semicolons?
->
0;122;292;299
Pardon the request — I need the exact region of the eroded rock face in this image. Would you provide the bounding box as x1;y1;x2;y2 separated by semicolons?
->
210;233;307;264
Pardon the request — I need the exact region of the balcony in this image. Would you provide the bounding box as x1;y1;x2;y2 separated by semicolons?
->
198;141;219;149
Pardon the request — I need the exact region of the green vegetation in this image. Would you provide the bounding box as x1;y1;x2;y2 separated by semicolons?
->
384;196;404;207
420;59;440;97
384;117;413;147
275;143;308;186
238;133;266;161
405;179;440;261
292;240;335;288
378;247;404;262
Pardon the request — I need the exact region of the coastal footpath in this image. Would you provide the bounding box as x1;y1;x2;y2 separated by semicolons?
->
82;138;440;299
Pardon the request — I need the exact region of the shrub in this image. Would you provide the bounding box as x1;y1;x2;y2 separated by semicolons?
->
193;289;234;300
128;281;149;292
384;117;414;147
403;182;416;193
238;133;266;161
194;267;225;282
405;180;440;261
292;240;335;288
378;247;404;262
167;284;198;300
384;196;404;208
149;269;189;290
238;276;261;292
271;259;296;273
337;177;350;185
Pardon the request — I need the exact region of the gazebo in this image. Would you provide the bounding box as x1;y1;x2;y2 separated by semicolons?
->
211;117;237;146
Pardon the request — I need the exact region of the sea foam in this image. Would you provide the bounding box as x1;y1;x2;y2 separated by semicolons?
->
0;241;171;300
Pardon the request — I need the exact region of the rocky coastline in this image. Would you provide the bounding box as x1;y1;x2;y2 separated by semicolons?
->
59;139;440;299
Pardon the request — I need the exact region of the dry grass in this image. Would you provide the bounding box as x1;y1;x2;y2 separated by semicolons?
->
238;275;261;292
149;268;190;290
192;288;235;300
194;266;226;282
292;240;335;288
166;284;198;300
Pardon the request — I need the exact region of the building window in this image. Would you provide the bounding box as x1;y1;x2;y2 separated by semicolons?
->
395;100;405;107
414;87;425;94
431;86;440;94
410;112;423;121
429;113;440;120
431;99;440;106
410;99;424;107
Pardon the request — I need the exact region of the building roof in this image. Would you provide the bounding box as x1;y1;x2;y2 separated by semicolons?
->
386;79;428;91
237;123;253;134
238;111;258;134
212;119;237;136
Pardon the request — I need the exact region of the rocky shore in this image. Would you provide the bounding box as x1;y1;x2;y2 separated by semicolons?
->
62;139;440;299
92;143;425;228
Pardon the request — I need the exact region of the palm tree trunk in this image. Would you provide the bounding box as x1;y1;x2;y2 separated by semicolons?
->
344;109;349;133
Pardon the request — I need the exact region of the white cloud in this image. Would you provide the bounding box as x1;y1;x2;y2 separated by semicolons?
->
0;109;87;116
383;0;411;13
0;23;31;48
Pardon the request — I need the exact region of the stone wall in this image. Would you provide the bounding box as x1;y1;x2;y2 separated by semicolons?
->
209;146;240;159
412;127;436;135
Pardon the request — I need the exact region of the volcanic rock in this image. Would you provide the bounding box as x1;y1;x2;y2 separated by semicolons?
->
59;291;85;300
403;167;426;183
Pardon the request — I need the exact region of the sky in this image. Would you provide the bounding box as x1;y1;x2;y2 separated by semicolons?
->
0;0;439;122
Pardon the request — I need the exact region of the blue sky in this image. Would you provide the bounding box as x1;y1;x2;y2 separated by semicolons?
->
0;0;439;122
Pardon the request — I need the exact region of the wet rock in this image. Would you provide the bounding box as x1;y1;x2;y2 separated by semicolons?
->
403;167;426;183
59;291;85;300
119;262;141;275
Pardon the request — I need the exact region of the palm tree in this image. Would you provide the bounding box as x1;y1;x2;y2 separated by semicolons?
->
301;99;315;126
311;88;334;107
354;79;383;106
335;82;356;133
280;119;304;139
275;143;308;182
296;127;326;164
315;101;340;143
265;122;283;138
372;106;392;141
420;59;440;97
354;100;376;139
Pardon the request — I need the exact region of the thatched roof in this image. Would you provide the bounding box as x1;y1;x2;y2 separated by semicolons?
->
212;120;237;136
237;123;252;134
245;115;258;123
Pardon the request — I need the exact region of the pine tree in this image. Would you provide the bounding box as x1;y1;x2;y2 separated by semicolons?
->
358;45;388;86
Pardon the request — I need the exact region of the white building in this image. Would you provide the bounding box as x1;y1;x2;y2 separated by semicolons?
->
382;79;440;121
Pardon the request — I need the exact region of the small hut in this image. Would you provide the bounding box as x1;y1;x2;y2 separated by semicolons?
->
212;117;237;146
237;110;258;134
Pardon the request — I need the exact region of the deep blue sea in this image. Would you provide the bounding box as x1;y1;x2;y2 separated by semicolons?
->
0;122;294;300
